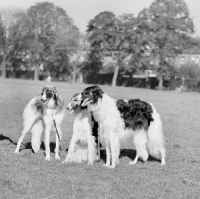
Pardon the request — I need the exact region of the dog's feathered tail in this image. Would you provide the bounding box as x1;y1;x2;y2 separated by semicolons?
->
146;104;166;165
31;119;44;154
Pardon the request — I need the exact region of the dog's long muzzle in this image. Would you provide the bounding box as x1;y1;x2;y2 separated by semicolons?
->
66;103;76;114
40;94;47;103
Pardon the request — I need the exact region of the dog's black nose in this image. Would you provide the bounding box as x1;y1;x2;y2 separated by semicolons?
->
66;107;70;110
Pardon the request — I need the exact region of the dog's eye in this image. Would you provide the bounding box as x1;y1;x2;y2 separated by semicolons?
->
74;98;77;101
46;92;52;98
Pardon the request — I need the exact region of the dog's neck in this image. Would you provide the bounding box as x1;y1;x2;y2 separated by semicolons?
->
45;94;64;110
45;99;56;109
74;106;90;119
88;93;111;122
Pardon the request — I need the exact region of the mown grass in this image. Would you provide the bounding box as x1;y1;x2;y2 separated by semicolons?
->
0;78;200;199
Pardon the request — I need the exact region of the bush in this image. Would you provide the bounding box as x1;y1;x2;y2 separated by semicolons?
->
175;63;200;91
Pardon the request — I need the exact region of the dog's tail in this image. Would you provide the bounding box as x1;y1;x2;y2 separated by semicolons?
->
31;119;44;154
146;104;166;165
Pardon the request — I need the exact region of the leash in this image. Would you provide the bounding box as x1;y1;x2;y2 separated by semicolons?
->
51;112;61;142
97;127;100;161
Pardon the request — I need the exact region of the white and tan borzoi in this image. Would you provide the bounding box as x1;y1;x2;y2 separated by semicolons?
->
63;93;99;165
15;85;65;161
79;85;165;168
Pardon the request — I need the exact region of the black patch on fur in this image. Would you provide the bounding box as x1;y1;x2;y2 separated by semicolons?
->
116;99;154;131
34;96;44;113
91;112;99;146
81;85;104;105
80;106;88;110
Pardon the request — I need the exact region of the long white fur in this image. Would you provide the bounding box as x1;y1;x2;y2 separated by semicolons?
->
81;93;165;168
63;104;98;165
15;87;65;161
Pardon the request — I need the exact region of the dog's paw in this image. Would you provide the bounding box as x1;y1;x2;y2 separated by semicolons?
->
104;164;115;169
55;155;61;160
109;164;116;169
88;161;93;166
161;161;165;166
15;150;19;154
62;159;69;164
37;150;44;155
103;163;110;167
45;156;50;161
129;161;137;165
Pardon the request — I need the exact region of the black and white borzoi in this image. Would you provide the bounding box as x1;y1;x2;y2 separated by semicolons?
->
79;85;165;168
63;93;99;165
15;85;65;161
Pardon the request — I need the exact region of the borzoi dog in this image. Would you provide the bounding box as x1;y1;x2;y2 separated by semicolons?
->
15;85;65;161
79;85;165;168
63;93;99;165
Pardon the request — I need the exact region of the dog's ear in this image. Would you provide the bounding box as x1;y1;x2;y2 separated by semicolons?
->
41;87;45;96
55;93;64;107
54;92;58;100
81;98;93;107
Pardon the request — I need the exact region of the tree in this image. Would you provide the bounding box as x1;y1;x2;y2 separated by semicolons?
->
176;63;200;90
68;33;89;83
0;7;24;78
137;0;194;90
82;49;102;84
87;12;137;86
16;2;76;80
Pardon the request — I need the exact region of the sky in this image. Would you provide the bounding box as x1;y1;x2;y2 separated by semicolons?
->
0;0;200;36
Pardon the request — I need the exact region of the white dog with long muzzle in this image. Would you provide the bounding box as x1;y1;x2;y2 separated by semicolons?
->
63;93;99;165
15;85;65;161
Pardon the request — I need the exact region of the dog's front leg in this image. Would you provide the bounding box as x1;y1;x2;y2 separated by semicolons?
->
54;126;62;160
87;136;94;165
103;140;111;167
109;136;116;168
63;136;77;163
44;126;51;161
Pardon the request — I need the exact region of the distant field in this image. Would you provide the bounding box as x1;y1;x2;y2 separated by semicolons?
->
0;78;200;199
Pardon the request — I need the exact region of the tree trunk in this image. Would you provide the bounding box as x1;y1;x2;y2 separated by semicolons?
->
34;65;39;81
158;76;163;90
1;54;6;78
72;70;76;84
79;73;83;83
112;63;119;87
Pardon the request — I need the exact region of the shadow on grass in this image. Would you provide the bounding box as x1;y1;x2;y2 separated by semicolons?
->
99;148;161;164
19;141;58;153
0;134;16;145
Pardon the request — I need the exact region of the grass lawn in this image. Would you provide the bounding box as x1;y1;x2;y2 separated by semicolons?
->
0;78;200;199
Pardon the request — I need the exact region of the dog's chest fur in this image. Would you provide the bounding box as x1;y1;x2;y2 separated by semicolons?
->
73;110;93;138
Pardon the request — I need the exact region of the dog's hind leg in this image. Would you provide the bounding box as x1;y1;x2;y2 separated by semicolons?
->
15;127;30;153
159;146;166;165
15;114;36;154
31;119;44;154
129;129;148;165
115;138;120;166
